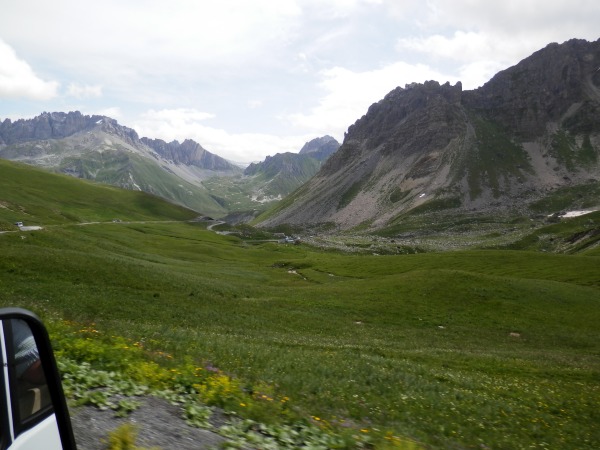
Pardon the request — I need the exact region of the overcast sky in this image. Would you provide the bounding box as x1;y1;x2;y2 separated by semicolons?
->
1;0;598;163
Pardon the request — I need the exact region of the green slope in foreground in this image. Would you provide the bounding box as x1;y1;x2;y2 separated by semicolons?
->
0;159;197;229
0;160;598;449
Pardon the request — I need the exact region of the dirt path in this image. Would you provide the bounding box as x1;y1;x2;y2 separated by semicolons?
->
206;220;226;231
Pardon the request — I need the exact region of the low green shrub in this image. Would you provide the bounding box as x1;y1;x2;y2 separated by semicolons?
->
105;423;160;450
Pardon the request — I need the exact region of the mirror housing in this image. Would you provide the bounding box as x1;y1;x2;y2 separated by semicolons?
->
0;308;77;449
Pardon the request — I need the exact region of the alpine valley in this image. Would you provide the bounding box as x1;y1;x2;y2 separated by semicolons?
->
0;112;339;218
1;38;599;245
1;38;600;450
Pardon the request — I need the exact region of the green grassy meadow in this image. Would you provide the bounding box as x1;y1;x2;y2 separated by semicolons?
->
1;160;599;449
0;159;197;229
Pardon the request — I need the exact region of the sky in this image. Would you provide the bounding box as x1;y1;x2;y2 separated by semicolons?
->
1;1;599;164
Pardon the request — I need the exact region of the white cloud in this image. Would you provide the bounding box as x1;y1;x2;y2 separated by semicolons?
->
423;0;600;38
0;1;304;85
67;83;102;99
398;32;493;63
247;100;264;109
93;107;123;119
138;108;216;125
456;60;508;90
0;39;59;100
288;61;457;137
396;31;525;88
397;1;600;86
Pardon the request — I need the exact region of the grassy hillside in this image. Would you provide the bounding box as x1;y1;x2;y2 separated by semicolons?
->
1;131;229;217
245;153;322;196
58;150;227;217
0;160;598;448
506;211;600;254
1;232;598;447
0;159;197;229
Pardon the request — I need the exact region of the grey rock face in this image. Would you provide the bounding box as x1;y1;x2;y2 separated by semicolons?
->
463;39;600;138
141;137;237;171
298;135;340;160
260;39;600;230
0;112;100;144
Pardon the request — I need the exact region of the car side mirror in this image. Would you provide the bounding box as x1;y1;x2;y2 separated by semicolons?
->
0;308;77;449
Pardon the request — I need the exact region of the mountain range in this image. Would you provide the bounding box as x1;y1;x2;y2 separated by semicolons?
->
0;112;338;217
196;136;339;221
258;38;600;231
243;135;339;198
1;39;598;233
0;112;241;216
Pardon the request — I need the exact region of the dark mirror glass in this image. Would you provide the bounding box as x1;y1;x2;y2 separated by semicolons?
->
9;319;53;422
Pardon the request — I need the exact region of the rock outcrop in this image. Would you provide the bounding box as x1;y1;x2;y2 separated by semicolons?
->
141;138;237;171
463;39;600;139
298;135;340;161
0;111;101;144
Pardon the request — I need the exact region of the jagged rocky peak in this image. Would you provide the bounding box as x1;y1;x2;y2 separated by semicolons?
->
244;152;302;177
299;135;340;160
179;139;206;154
141;137;236;171
142;137;206;164
0;111;98;144
245;135;340;178
344;80;463;142
322;80;464;176
96;116;140;145
258;39;600;232
464;38;600;138
0;111;140;146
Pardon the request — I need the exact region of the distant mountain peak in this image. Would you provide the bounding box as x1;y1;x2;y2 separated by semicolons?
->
298;135;340;161
140;137;236;171
0;111;240;215
0;111;103;144
299;135;338;153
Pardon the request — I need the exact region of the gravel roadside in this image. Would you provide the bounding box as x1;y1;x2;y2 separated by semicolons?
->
70;396;229;450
